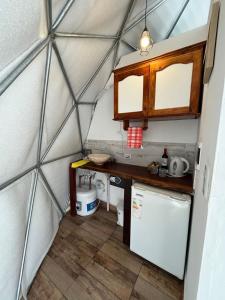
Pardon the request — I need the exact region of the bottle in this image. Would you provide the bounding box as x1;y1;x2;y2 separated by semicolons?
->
161;148;168;169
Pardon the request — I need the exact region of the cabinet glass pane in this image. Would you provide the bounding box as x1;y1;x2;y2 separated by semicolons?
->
155;63;193;109
118;75;143;113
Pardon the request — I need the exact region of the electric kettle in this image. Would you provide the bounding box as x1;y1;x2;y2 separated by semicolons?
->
169;156;190;177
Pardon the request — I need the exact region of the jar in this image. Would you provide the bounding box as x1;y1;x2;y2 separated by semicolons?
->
158;167;167;177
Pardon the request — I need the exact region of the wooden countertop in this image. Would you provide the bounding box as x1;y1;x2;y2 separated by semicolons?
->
80;161;193;194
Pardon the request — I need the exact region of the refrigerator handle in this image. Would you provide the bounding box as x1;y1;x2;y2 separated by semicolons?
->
135;193;144;197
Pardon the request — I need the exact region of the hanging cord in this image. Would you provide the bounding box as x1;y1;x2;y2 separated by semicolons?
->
145;0;147;29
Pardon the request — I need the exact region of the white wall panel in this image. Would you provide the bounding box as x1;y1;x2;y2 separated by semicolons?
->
56;38;114;96
0;172;33;300
0;49;46;185
41;50;73;155
0;0;47;72
79;50;114;103
58;0;130;35
195;5;225;298
21;176;61;296
79;105;94;143
43;109;82;162
184;2;225;298
41;154;82;212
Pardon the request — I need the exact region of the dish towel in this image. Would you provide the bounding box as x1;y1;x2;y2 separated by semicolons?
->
71;159;89;168
127;127;143;149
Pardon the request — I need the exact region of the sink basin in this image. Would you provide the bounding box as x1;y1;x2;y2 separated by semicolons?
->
88;154;111;165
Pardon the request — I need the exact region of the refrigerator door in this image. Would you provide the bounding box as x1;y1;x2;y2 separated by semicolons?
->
130;185;191;279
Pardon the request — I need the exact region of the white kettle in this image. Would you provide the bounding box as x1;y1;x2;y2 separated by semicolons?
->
169;156;189;177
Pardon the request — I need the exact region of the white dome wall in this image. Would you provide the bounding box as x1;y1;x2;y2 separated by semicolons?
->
0;0;210;299
0;2;85;298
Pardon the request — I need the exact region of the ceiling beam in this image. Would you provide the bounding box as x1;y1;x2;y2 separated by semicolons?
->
113;0;136;68
41;151;82;166
0;37;49;96
40;103;76;163
52;42;77;105
0;165;37;191
79;102;95;105
52;0;75;31
52;42;84;152
124;0;168;34
39;169;65;215
37;42;52;163
165;0;190;39
40;42;84;161
121;39;138;51
46;0;52;33
77;40;118;102
16;170;39;300
55;32;118;39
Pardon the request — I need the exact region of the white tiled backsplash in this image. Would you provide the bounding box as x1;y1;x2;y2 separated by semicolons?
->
85;140;197;172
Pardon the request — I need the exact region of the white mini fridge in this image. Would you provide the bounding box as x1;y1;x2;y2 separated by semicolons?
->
130;183;191;279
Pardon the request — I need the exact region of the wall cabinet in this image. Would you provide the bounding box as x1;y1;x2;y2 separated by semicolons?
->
114;64;149;120
113;42;205;121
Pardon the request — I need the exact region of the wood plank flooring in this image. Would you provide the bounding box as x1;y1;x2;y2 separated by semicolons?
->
28;205;184;300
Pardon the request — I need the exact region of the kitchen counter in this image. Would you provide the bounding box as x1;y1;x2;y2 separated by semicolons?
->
80;161;193;194
69;161;193;246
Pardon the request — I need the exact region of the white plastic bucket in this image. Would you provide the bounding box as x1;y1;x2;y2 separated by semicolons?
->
76;184;97;216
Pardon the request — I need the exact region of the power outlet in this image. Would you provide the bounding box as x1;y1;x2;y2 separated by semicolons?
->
124;153;131;159
98;145;106;150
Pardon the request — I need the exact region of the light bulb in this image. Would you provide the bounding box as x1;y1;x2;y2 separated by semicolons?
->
140;31;150;47
139;29;153;56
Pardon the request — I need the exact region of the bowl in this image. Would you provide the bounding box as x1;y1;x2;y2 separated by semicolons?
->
88;154;111;165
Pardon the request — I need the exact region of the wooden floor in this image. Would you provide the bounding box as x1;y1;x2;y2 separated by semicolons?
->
28;205;184;300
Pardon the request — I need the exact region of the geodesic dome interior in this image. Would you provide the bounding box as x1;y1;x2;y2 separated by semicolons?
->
0;0;210;298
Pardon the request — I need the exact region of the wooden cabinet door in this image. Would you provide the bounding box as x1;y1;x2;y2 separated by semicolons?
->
114;65;149;120
148;44;204;118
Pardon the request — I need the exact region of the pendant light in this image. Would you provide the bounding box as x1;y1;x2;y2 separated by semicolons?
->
139;0;153;56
